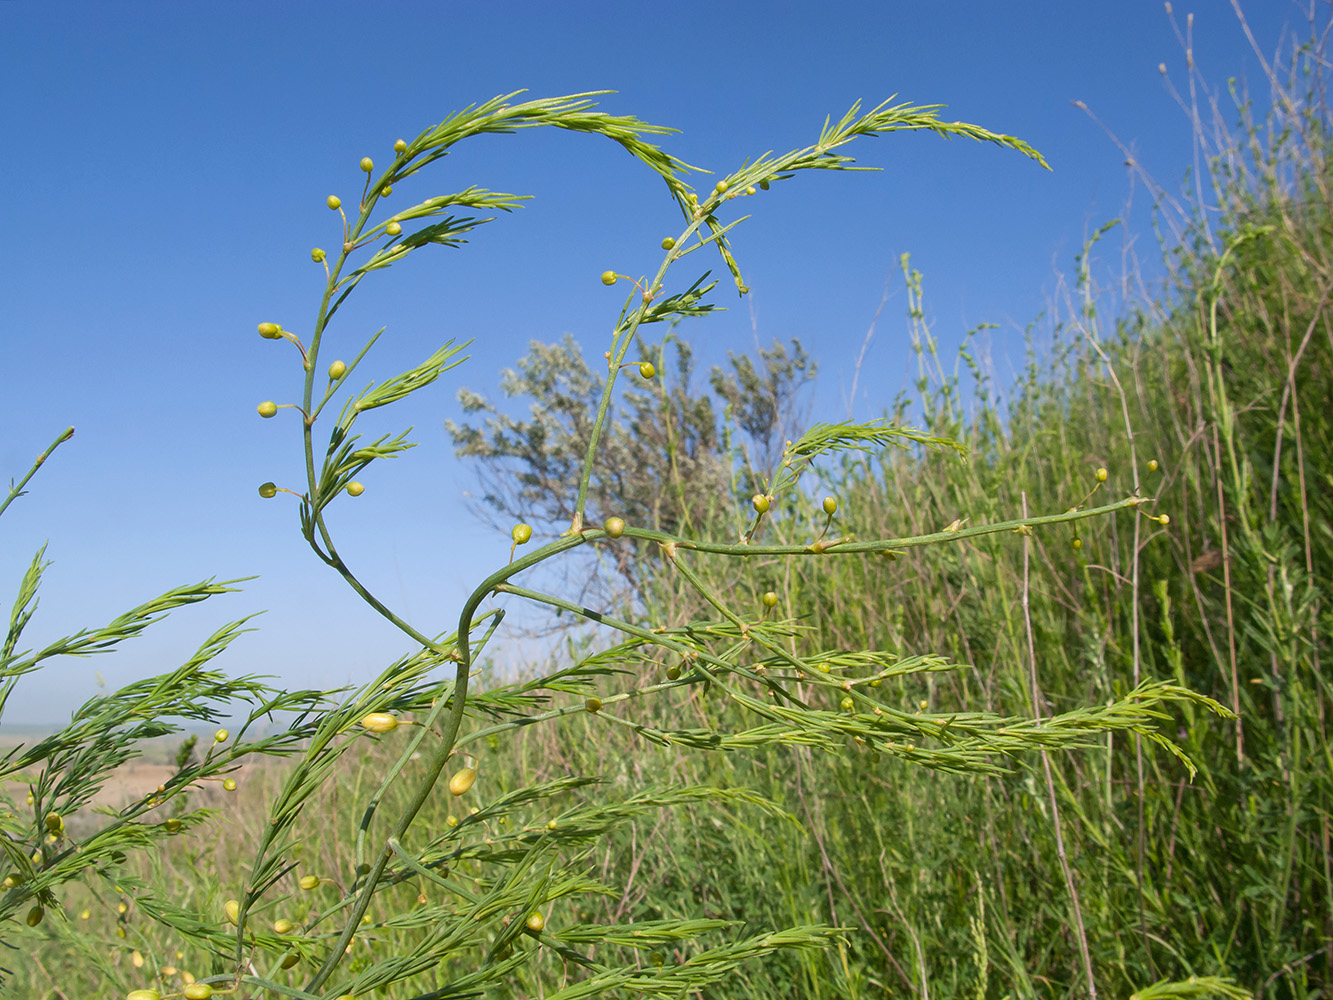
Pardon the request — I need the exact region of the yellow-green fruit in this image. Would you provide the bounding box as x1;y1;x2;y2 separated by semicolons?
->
298;875;320;891
222;778;237;792
257;321;282;339
311;247;326;263
224;899;241;925
840;697;854;712
525;911;545;932
822;496;837;515
449;767;477;796
273;918;294;934
661;237;676;250
585;697;603;714
214;728;228;743
165;818;182;833
714;180;729;194
394;139;407;153
183;985;213;1000
752;494;771;514
281;952;301;969
26;905;43;926
1159;514;1171;526
603;517;625;538
258;482;278;499
600;270;617;286
360;712;398;733
126;991;161;1000
1095;467;1108;483
346;481;365;497
386;221;401;236
1148;459;1159;472
326;195;341;210
257;401;278;418
638;362;656;379
1072;537;1083;550
380;185;392;197
360;157;374;173
79;909;90;919
666;665;682;680
762;591;778;609
328;359;347;380
511;523;532;545
44;812;63;834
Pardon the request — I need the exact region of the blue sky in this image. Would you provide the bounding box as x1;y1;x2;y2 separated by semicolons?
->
0;1;1305;723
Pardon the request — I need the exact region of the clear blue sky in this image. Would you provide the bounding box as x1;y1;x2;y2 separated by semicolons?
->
0;1;1304;723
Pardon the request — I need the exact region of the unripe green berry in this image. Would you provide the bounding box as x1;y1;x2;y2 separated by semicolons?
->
257;401;278;418
165;818;182;833
1158;514;1171;526
44;812;63;834
639;362;656;379
822;496;837;515
604;516;625;538
26;905;44;926
661;237;676;250
360;157;374;173
273;918;294;934
1147;459;1159;472
666;665;682;680
525;911;545;932
752;494;771;514
759;179;770;190
385;221;402;236
394;139;407;153
585;697;603;714
511;523;532;545
224;899;241;925
1072;537;1082;550
328;359;347;380
223;778;237;791
257;322;282;339
380;185;392;197
326;195;341;210
762;591;779;609
714;180;729;194
840;697;854;712
298;875;320;891
281;952;301;969
311;247;326;263
1095;467;1108;483
258;482;278;499
183;985;213;1000
126;991;161;1000
600;270;617;286
346;481;365;497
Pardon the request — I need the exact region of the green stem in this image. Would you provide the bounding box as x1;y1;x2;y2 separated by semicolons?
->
0;427;74;520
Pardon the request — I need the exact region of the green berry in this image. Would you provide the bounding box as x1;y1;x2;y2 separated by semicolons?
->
311;247;326;263
1072;537;1083;550
258;482;278;499
214;728;228;743
224;899;240;925
1147;459;1159;472
525;911;545;932
840;697;854;712
661;237;676;250
759;179;770;190
273;918;294;934
183;985;213;1000
666;665;682;680
1158;514;1171;526
44;812;63;834
299;875;320;891
360;157;374;173
165;818;182;833
327;195;341;210
603;516;625;538
394;139;407;153
223;778;237;792
386;221;402;236
257;401;278;418
600;270;618;286
714;180;729;194
328;359;347;380
762;591;778;609
1095;467;1108;483
360;712;398;733
26;905;43;926
346;482;365;497
257;322;282;339
639;362;656;379
380;185;392;197
281;952;301;969
449;767;477;796
511;523;533;545
126;992;161;1000
752;494;771;514
822;496;837;515
585;697;603;714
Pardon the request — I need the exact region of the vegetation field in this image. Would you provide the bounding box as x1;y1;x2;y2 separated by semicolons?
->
3;16;1331;1000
